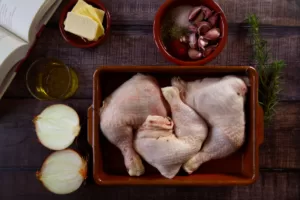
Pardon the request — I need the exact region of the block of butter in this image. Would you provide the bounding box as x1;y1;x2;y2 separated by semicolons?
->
64;12;103;41
72;0;105;25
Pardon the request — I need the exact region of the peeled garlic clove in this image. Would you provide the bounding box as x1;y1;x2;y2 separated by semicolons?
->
193;12;204;25
34;104;81;150
203;28;221;40
36;149;87;195
204;44;218;57
200;6;213;19
189;33;197;49
188;25;197;33
198;36;209;50
196;21;212;35
188;49;202;59
208;12;220;27
188;6;202;21
180;35;189;43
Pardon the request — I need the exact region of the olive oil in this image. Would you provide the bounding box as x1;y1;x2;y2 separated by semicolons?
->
26;58;78;100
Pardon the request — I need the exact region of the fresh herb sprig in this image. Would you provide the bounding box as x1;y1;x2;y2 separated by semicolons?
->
247;14;285;125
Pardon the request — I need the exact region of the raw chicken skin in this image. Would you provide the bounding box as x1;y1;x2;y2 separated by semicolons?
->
172;76;247;174
162;87;208;141
135;115;200;179
134;87;208;179
100;74;168;176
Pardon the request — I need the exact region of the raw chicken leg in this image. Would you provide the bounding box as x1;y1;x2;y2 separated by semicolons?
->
135;115;199;179
134;87;208;179
172;76;247;174
100;74;168;176
162;87;208;151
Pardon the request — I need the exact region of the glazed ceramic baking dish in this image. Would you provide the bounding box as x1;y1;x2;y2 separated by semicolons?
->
87;66;264;185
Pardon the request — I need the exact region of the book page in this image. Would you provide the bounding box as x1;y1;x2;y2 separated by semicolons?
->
0;27;28;91
29;0;61;44
0;0;47;42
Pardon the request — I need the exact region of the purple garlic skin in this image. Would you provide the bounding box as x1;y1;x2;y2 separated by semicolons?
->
200;6;213;19
203;28;221;40
189;33;197;49
188;25;198;33
204;44;218;57
188;6;202;21
196;21;212;35
208;12;220;27
198;36;209;50
193;12;204;25
188;49;203;60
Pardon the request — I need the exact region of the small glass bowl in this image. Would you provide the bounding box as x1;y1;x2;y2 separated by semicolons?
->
26;58;79;100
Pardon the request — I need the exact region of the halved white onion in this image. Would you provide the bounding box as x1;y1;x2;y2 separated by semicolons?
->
34;104;81;150
36;149;87;195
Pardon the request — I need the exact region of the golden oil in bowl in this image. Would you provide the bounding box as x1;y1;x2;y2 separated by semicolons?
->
26;58;78;100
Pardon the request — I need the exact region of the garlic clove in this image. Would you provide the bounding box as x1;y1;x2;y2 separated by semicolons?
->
192;12;204;25
36;149;87;195
203;28;221;40
188;49;203;60
198;36;209;50
34;104;81;151
200;6;213;19
208;12;220;27
188;25;197;33
188;6;202;21
203;44;218;57
196;21;212;35
189;33;197;49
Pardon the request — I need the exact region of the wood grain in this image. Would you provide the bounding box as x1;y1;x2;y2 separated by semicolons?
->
50;0;300;26
0;99;299;169
0;171;299;200
0;0;299;199
4;27;300;100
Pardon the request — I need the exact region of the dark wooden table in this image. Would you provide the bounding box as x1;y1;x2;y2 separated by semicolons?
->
1;0;300;199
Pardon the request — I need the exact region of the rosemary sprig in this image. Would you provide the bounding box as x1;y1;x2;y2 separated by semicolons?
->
247;14;285;125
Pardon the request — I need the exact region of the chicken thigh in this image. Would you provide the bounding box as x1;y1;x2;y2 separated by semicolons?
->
162;86;208;155
134;87;208;179
172;76;247;174
100;74;168;176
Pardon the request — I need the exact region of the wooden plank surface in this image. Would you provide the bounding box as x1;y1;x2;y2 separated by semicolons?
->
1;0;300;199
0;171;299;200
50;0;300;26
0;99;299;169
4;27;300;100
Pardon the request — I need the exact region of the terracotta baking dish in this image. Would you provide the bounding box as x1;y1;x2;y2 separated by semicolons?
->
88;66;264;185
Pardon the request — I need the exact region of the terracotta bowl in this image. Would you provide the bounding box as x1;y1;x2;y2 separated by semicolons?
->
88;66;264;185
153;0;228;65
59;0;111;48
